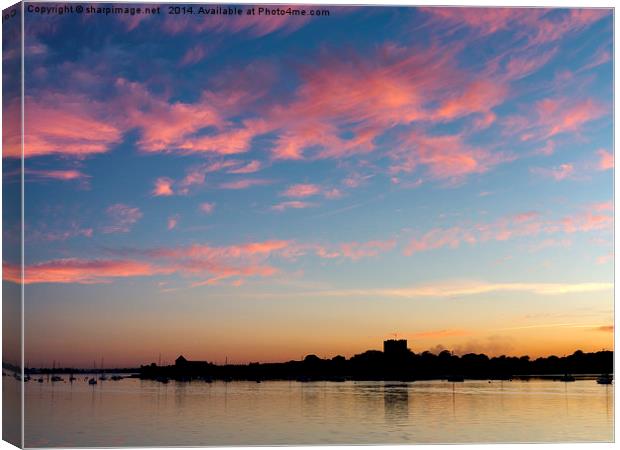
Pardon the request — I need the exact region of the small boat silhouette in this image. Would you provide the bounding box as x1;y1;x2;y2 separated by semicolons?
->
88;360;98;384
559;374;575;382
447;375;465;382
597;374;613;384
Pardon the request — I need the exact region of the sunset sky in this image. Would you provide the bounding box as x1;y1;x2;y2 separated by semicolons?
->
3;5;613;368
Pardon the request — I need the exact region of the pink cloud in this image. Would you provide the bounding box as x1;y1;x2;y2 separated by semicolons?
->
153;177;174;196
324;188;343;199
263;43;461;161
8;239;294;286
534;141;555;156
271;201;316;211
111;77;267;156
28;223;94;242
421;7;526;36
25;169;89;181
529;9;609;46
174;127;259;155
190;267;278;288
542;99;606;138
279;183;344;200
389;132;513;182
422;8;608;46
151;240;292;260
590;201;612;212
529;238;572;252
404;206;612;255
342;173;372;188
148;239;292;285
581;46;612;71
307;239;396;261
562;212;612;234
530;163;574;181
281;183;321;198
102;204;143;234
404;227;464;255
502;48;558;82
227;160;262;174
513;211;540;223
176;160;241;194
179;44;209;66
7;95;123;158
505;97;607;143
167;215;179;230
433;79;508;125
199;202;215;214
596;149;613;171
179;170;205;190
219;178;272;190
4;258;165;285
166;160;267;195
338;240;396;261
115;79;222;153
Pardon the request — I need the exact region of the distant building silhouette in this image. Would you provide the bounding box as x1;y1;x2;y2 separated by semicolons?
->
175;355;209;370
383;339;408;356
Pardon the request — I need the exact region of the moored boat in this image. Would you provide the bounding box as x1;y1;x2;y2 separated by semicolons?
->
597;374;613;384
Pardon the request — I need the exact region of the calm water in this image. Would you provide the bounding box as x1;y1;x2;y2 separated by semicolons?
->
20;377;613;447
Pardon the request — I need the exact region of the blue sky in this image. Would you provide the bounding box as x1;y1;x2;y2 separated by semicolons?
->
2;5;613;367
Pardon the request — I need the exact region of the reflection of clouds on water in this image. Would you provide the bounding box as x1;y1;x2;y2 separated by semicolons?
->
383;383;409;422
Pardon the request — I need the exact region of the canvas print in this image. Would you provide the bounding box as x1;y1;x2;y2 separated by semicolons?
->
1;1;614;447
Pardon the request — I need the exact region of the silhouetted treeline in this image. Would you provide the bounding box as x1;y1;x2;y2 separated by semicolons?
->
137;349;613;382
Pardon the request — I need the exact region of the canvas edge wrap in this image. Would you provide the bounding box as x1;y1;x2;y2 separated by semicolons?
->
2;1;24;447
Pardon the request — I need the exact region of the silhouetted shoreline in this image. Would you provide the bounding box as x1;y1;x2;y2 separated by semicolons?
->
13;340;612;382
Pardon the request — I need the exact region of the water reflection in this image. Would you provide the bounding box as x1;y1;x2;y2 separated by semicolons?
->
383;383;409;421
23;378;613;446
